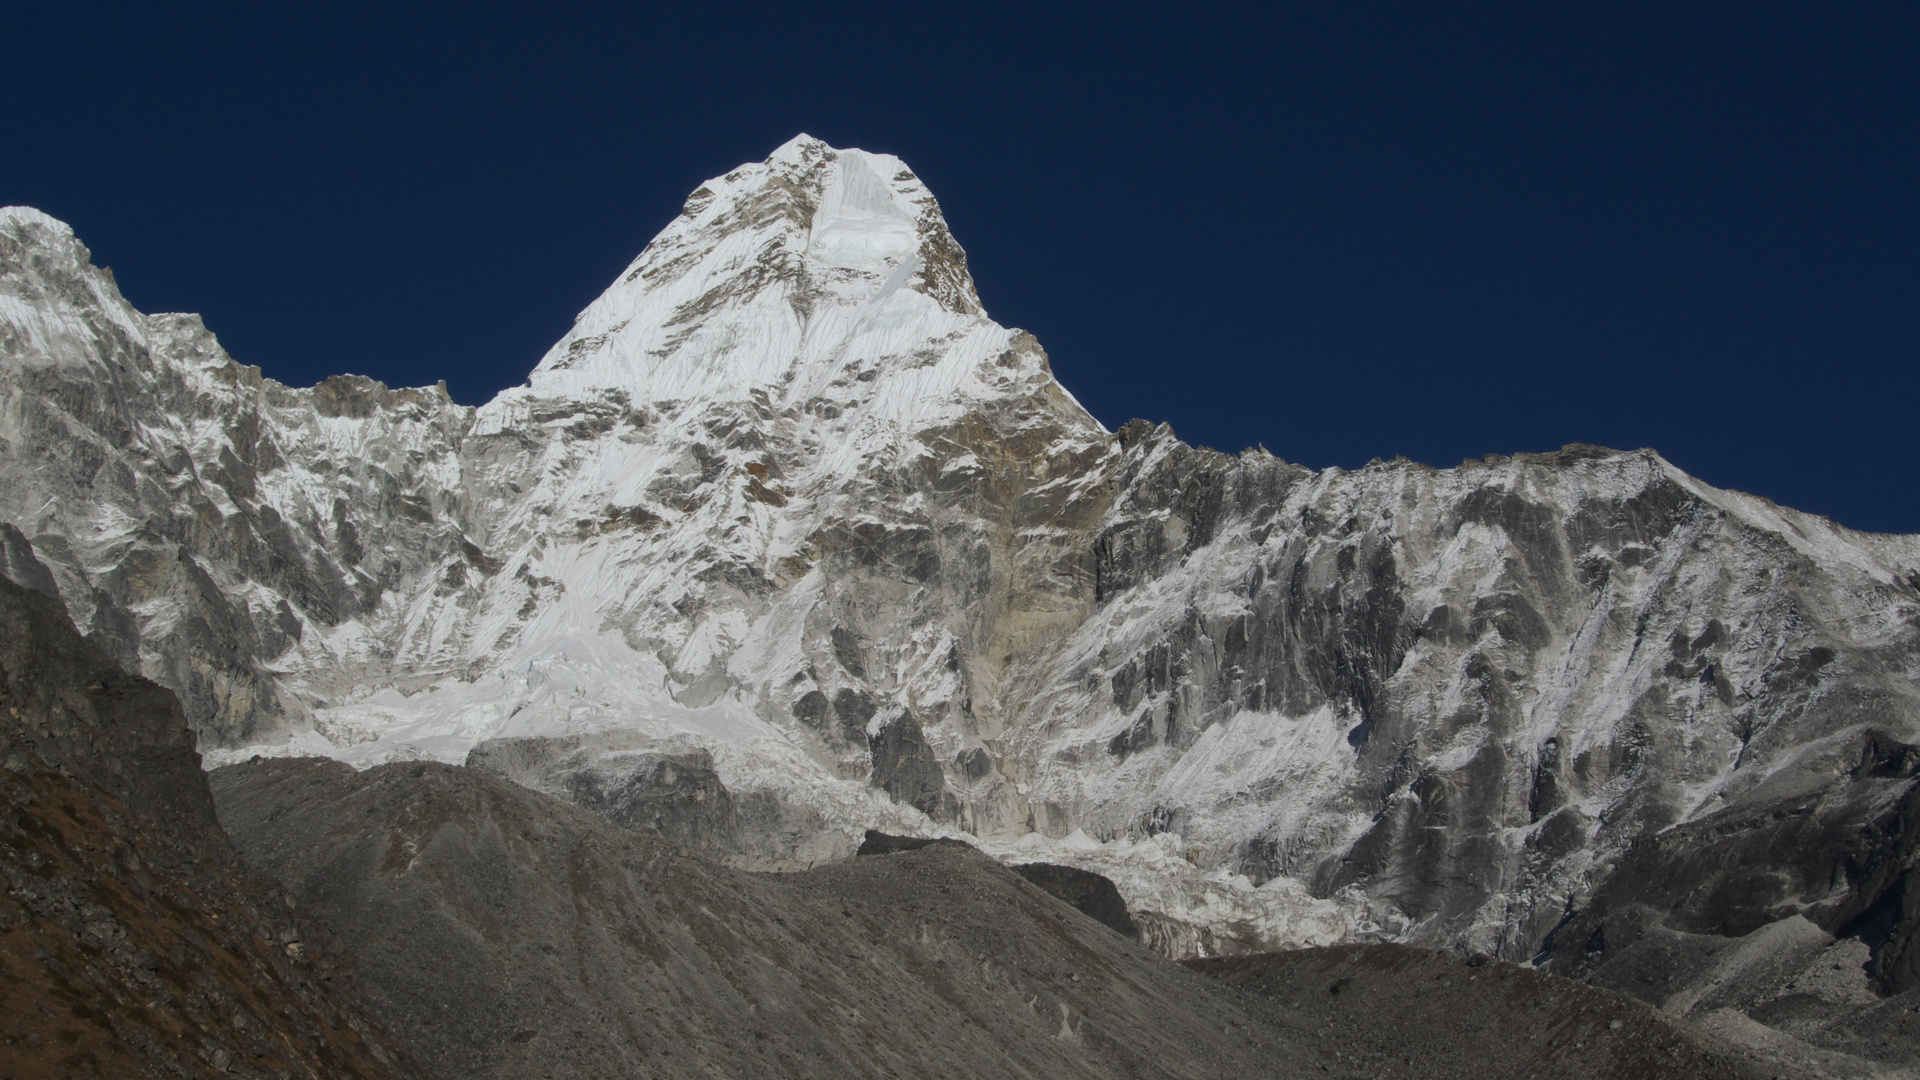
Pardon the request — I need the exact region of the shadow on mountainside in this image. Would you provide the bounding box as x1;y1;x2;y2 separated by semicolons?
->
0;571;415;1079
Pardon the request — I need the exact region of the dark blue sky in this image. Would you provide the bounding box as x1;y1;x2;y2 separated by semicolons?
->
5;3;1916;532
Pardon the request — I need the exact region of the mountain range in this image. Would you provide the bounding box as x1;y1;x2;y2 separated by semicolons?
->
3;132;1918;1023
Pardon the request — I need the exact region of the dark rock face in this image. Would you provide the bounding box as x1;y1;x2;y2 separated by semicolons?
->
0;574;412;1079
0;522;57;599
867;710;957;819
1569;913;1920;1073
1548;728;1920;994
1503;726;1920;1073
1012;863;1139;939
854;828;973;855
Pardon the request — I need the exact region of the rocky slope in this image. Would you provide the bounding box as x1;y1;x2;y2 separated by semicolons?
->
209;754;1300;1080
4;135;1919;979
1197;939;1920;1080
1193;944;1755;1080
0;545;413;1079
212;752;1787;1080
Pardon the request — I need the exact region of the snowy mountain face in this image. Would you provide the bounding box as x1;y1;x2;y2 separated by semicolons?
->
5;135;1920;975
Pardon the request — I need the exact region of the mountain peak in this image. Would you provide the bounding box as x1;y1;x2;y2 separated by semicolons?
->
506;137;987;409
766;131;834;165
9;141;1920;1010
0;205;72;235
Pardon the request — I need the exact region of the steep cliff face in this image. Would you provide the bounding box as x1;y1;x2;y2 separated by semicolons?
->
4;135;1919;968
1023;428;1920;961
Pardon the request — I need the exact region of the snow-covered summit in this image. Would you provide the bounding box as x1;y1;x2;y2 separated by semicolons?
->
493;135;999;424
